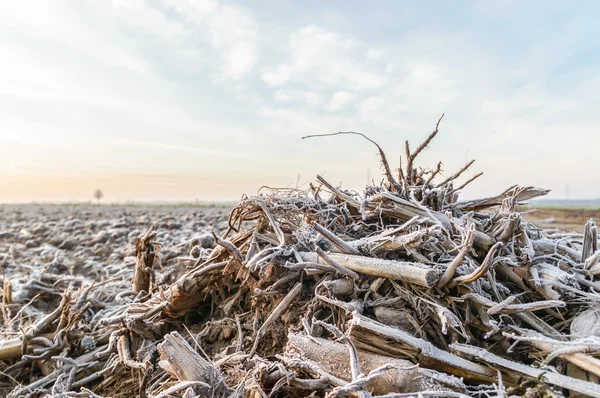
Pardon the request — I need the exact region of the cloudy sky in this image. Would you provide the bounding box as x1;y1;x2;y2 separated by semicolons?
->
1;0;599;202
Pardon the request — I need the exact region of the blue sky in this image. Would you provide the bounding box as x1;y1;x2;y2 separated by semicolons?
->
1;0;599;202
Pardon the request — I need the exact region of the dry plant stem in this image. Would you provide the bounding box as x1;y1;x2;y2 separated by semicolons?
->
436;160;476;188
213;233;245;266
314;223;362;255
299;252;438;288
2;278;12;327
26;292;70;339
438;225;475;288
405;114;444;186
132;229;159;293
159;261;228;317
451;172;484;193
255;198;286;246
315;247;360;279
157;331;229;396
375;393;471;398
453;186;550;211
151;381;211;398
249;282;303;357
278;355;348;387
506;330;600;379
447;242;502;288
313;321;361;381
316;175;357;204
582;219;598;265
365;189;494;251
464;293;566;315
450;343;600;398
117;334;147;370
425;162;443;186
349;314;500;384
515;312;564;339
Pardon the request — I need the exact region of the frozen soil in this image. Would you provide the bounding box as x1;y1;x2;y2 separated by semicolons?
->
0;204;230;334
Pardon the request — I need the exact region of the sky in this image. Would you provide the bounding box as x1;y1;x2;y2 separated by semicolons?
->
1;0;599;203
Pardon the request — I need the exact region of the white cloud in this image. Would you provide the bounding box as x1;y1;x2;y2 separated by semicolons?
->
262;25;387;90
327;91;356;111
273;90;323;105
111;0;259;79
367;49;384;60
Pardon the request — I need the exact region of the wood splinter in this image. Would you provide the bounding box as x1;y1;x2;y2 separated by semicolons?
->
132;228;161;293
157;331;230;396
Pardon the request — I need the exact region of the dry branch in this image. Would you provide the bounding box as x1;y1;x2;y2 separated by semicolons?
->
299;252;438;287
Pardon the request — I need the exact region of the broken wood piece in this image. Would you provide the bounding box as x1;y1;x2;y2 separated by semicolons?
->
450;343;600;398
157;331;230;396
132;228;160;293
452;186;550;211
347;227;435;258
348;314;502;384
285;332;466;395
159;261;228;317
299;252;438;288
582;219;598;264
0;333;54;361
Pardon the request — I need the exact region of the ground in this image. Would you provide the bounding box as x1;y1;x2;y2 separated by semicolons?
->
521;207;600;233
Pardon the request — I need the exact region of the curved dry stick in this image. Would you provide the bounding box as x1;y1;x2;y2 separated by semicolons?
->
151;381;212;398
117;334;147;370
316;175;357;204
313;320;361;381
255;198;286;247
451;172;484;193
313;223;361;256
425;162;443;186
315;247;360;279
213;233;245;266
303;132;401;193
438;224;475;288
436;159;476;188
447;242;503;288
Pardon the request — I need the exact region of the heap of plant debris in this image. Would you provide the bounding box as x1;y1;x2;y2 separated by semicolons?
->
2;115;600;398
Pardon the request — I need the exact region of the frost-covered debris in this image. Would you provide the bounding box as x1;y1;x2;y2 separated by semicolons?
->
2;119;600;398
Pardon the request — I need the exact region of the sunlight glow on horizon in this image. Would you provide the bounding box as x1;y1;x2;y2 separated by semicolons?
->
1;0;599;203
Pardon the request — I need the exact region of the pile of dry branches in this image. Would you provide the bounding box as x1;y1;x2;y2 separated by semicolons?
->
2;116;600;398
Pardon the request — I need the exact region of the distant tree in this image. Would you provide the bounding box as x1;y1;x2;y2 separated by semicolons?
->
93;189;103;204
